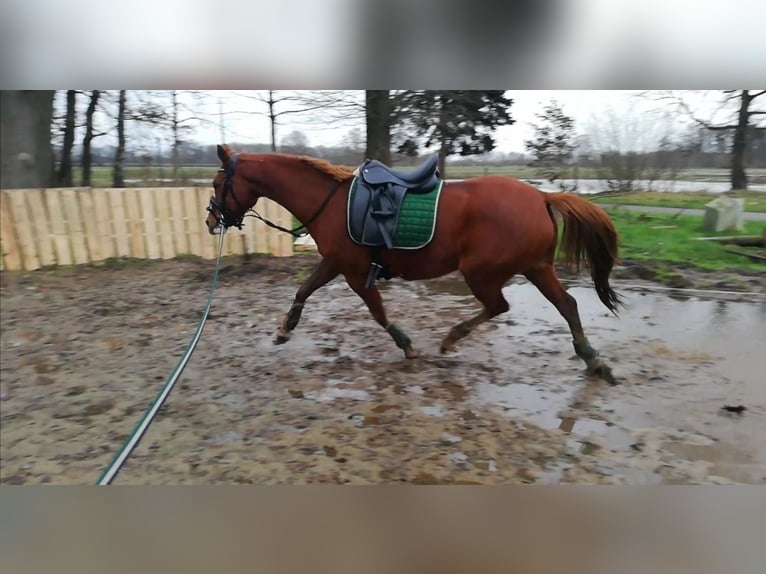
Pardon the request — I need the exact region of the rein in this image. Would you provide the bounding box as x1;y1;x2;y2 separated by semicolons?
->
209;153;343;238
245;180;343;238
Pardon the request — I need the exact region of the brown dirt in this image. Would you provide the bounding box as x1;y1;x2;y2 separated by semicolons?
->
1;254;764;485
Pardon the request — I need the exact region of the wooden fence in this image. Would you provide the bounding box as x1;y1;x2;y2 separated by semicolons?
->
0;187;294;271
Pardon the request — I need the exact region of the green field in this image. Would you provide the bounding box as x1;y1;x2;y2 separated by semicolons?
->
71;164;766;188
72;165;218;187
606;209;765;271
446;165;559;180
591;190;766;213
446;165;766;183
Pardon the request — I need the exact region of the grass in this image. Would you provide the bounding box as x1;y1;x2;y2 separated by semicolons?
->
608;209;765;271
592;190;766;213
88;257;159;270
446;165;559;179
71;165;217;187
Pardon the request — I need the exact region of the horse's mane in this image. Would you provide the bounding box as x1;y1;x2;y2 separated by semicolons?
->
238;152;357;182
298;155;356;182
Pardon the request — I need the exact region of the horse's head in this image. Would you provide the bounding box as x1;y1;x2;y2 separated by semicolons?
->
205;144;255;234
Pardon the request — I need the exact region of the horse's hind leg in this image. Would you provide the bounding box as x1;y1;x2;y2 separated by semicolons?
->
275;257;338;344
524;263;616;385
440;272;509;353
345;274;419;359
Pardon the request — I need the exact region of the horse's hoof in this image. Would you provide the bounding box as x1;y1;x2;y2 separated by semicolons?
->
590;361;617;385
440;345;456;355
274;333;291;345
602;369;618;386
404;347;420;359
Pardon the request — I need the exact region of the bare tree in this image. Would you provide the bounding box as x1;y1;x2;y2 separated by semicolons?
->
729;90;765;189
52;89;115;187
170;91;185;181
112;90;126;188
229;90;362;152
167;91;211;181
120;90;213;184
647;90;766;190
265;91;279;152
81;90;106;187
585;103;683;194
56;90;76;187
645;134;685;187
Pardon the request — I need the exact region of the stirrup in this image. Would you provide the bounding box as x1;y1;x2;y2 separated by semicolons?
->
365;262;385;289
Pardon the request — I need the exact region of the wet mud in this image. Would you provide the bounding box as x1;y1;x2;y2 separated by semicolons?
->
1;254;764;484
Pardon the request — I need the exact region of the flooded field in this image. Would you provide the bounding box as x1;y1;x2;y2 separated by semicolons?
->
534;179;766;194
1;255;764;484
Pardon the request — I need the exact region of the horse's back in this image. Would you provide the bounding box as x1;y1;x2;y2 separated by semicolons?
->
455;174;546;198
447;175;550;221
442;175;556;260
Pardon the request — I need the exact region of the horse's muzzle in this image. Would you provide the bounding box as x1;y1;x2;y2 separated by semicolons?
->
206;216;223;235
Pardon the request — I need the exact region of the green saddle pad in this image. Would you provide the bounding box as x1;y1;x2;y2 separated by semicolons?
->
347;178;444;250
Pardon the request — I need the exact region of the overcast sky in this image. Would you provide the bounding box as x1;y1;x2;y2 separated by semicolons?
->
187;90;744;154
64;90;755;155
190;90;652;153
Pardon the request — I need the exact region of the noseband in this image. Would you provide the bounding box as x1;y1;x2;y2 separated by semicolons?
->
207;153;247;230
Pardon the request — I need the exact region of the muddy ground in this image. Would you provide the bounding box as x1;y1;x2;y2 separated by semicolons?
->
1;254;764;485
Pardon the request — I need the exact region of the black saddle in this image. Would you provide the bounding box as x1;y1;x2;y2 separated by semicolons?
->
358;154;439;192
348;155;442;288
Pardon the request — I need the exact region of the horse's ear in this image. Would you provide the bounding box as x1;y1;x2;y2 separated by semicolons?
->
217;144;233;165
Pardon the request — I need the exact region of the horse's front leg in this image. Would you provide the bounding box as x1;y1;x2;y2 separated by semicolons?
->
274;257;338;344
345;274;419;359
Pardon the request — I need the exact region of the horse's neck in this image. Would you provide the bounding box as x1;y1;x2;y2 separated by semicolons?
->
251;159;336;225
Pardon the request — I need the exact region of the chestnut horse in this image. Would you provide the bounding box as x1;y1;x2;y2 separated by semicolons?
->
205;145;622;384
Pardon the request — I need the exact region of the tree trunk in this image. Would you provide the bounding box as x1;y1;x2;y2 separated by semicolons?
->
0;90;56;189
437;98;449;177
57;90;76;187
81;90;100;187
218;98;226;143
268;90;277;152
730;90;752;190
172;91;180;183
112;90;126;188
365;90;392;164
437;148;448;177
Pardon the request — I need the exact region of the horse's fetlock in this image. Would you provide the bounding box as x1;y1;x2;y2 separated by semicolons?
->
386;323;412;350
454;323;472;337
573;339;598;361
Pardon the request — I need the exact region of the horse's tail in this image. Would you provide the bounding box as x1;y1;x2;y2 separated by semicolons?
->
544;192;623;314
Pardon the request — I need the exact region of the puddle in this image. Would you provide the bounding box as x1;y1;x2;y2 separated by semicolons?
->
305;387;371;402
475;381;575;429
421;279;766;483
420;405;447;417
